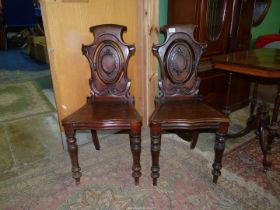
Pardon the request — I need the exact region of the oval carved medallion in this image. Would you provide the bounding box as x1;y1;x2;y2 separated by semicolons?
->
166;42;193;84
96;44;122;84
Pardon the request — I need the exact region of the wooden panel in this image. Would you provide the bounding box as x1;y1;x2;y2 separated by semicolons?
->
199;69;250;112
145;0;159;124
229;0;255;51
228;73;250;110
40;0;145;127
168;0;197;24
199;70;227;110
168;0;253;112
225;0;254;111
198;0;233;57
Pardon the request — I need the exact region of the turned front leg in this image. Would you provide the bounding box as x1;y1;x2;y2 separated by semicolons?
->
212;124;228;183
130;122;142;185
150;124;161;186
64;125;81;184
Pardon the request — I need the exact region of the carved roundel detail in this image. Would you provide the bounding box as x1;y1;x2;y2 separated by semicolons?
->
166;42;193;83
102;54;116;74
96;43;122;84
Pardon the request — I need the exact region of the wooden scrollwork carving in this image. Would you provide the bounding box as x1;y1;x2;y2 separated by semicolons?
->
152;25;206;101
82;24;135;102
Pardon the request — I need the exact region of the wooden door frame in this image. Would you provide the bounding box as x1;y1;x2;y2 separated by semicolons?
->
137;0;159;126
41;0;159;128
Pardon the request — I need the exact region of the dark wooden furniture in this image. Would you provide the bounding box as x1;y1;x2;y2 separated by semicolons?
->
150;25;229;186
62;24;142;185
253;0;272;26
168;0;257;112
213;48;280;170
0;0;38;49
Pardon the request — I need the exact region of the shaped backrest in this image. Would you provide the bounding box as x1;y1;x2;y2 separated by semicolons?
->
152;25;206;101
82;24;135;102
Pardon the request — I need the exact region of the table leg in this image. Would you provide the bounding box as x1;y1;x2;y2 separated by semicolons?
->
256;99;277;171
274;84;280;138
248;81;259;121
227;81;259;138
277;124;280;139
222;72;233;116
260;84;280;171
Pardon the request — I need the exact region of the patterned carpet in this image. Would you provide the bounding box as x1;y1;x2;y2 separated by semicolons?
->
0;81;53;122
0;69;50;85
1;131;279;210
224;136;280;199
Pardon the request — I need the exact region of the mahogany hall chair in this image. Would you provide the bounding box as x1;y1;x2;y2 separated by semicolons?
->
150;25;229;186
62;24;142;185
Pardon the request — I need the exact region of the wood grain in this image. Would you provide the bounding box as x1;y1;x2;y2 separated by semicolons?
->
40;0;145;128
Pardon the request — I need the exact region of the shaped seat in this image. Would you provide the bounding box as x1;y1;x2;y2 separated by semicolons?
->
62;24;142;185
150;25;229;186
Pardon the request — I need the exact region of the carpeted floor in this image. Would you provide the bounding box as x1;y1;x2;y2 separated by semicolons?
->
0;48;279;209
0;49;49;71
0;131;279;210
0;48;61;191
0;69;51;85
0;78;278;209
0;81;53;122
224;137;280;199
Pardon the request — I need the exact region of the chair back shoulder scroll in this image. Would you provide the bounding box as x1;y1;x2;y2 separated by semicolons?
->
152;25;206;102
82;24;135;103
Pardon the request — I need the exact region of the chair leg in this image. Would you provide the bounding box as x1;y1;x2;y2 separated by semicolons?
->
150;123;161;186
177;132;192;141
212;124;228;184
64;125;82;185
130;122;142;186
190;132;199;149
91;130;100;150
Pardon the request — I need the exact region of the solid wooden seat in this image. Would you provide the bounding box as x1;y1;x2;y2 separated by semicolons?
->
150;99;228;125
62;24;142;185
62;101;142;127
150;25;229;186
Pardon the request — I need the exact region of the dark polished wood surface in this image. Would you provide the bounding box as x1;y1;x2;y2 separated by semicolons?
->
150;99;227;126
168;0;256;112
213;48;280;78
150;25;229;186
62;24;142;185
213;48;280;171
63;101;142;127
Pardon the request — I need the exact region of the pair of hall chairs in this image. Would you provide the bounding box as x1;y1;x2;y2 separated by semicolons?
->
62;24;229;186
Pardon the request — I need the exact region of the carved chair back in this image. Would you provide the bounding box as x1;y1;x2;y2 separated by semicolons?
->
82;24;135;103
152;25;206;102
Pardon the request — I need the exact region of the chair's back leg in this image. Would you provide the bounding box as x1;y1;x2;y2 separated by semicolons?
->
91;130;100;150
190;132;199;149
